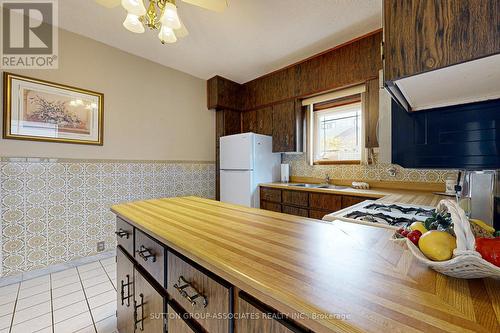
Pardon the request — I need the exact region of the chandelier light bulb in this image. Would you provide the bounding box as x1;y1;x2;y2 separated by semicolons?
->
121;0;147;16
123;13;145;33
158;25;177;44
160;2;181;30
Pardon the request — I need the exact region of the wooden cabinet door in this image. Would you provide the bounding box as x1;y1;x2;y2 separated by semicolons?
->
134;268;165;333
364;78;379;148
282;190;309;208
309;193;342;212
272;101;300;152
261;201;281;212
117;248;135;333
309;210;329;220
223;109;241;136
342;196;366;209
237;293;304;333
260;187;282;203
383;0;500;81
282;205;308;217
167;305;197;333
242;110;257;133
256;106;273;136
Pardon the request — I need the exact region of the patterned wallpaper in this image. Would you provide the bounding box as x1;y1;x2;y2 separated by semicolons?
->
282;154;457;183
0;158;215;277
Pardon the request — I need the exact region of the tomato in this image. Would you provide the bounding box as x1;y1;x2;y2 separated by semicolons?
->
476;238;500;267
407;230;422;246
401;229;410;237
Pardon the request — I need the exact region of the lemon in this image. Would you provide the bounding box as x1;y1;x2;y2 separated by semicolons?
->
418;230;456;261
410;221;428;234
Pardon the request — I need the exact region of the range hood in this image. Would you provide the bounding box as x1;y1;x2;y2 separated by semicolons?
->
385;53;500;112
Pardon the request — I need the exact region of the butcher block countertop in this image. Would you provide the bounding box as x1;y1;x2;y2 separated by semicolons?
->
260;182;447;207
111;196;499;333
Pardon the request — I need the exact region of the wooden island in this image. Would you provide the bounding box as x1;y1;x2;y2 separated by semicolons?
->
111;196;499;333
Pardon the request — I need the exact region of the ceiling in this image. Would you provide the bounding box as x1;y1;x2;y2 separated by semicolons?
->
59;0;382;83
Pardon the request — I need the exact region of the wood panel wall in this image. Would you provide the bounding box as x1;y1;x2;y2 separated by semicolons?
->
208;30;382;111
242;31;383;110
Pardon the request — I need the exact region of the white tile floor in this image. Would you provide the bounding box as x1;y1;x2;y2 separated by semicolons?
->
0;257;117;333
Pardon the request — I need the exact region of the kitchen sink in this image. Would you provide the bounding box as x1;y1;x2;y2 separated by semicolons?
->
288;183;321;188
316;185;350;190
286;183;350;190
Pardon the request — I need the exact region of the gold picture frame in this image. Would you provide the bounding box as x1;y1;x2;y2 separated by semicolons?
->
3;72;104;145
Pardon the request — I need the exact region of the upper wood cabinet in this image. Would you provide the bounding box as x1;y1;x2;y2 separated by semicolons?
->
241;110;257;133
242;67;296;109
207;31;382;112
272;100;303;153
364;77;380;148
383;0;500;82
207;76;243;110
295;33;383;99
256;106;273;136
241;106;273;136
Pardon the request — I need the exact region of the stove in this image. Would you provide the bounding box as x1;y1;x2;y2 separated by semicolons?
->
363;203;434;217
322;200;436;229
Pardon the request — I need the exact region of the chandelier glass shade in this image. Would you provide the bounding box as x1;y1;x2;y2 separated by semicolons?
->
123;13;145;33
121;0;182;44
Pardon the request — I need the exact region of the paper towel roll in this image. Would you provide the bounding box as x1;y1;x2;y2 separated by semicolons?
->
281;164;290;183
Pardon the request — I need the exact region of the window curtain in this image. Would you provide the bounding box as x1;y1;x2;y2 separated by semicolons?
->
302;84;369;166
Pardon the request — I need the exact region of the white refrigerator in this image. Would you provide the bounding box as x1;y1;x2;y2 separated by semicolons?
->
220;133;281;208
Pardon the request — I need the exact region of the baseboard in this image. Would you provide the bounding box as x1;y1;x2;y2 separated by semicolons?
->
0;250;116;287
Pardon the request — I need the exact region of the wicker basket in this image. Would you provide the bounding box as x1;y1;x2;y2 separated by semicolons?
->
401;199;500;279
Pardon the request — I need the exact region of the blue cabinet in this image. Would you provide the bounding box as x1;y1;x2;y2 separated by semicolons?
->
392;99;500;169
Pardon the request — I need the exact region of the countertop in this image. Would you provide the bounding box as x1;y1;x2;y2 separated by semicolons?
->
260;182;448;207
112;196;499;333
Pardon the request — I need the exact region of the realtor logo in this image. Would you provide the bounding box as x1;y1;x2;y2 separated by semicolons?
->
1;0;58;69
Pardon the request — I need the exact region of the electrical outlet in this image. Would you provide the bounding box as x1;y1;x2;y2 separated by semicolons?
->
97;241;105;252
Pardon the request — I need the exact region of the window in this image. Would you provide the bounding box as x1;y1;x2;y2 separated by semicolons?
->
313;102;362;163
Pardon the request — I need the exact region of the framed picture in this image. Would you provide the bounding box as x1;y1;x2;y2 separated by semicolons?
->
3;72;104;145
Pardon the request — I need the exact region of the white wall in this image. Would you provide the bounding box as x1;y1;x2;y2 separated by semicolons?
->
0;28;215;161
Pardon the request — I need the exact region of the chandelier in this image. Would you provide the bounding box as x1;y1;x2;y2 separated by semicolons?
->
121;0;184;44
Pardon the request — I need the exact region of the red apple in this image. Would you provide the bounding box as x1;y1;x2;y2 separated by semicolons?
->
407;230;422;246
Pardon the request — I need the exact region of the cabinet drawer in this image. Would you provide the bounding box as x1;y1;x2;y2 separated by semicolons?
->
282;190;309;207
342;196;366;208
116;218;134;256
135;229;166;286
282;205;308;217
260;187;282;203
167;252;232;333
261;201;281;212
309;193;341;211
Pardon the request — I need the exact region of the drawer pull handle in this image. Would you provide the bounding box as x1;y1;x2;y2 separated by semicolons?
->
134;293;145;331
136;245;156;262
120;274;132;307
115;228;129;239
173;276;208;308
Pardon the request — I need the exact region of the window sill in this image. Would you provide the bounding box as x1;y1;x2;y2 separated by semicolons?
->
313;160;361;165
